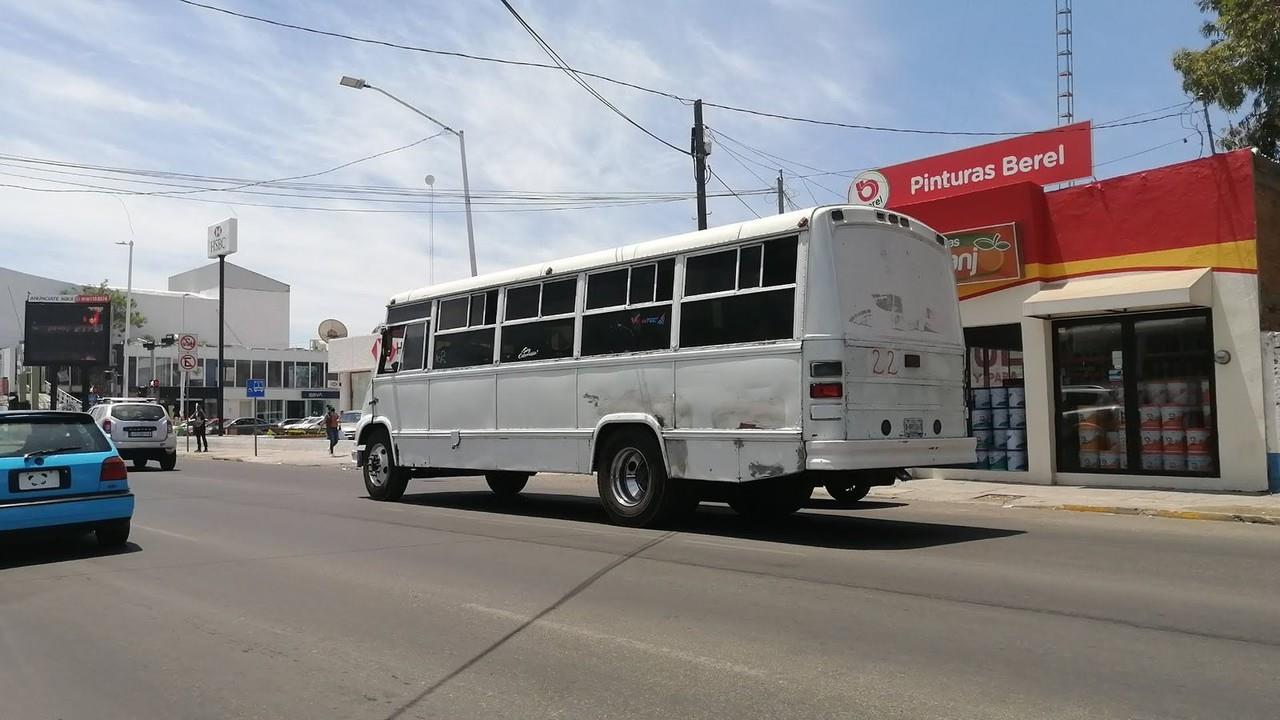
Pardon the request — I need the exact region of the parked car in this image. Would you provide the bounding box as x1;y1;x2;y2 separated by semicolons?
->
88;399;178;470
223;417;282;435
0;410;134;546
339;411;363;440
278;417;307;429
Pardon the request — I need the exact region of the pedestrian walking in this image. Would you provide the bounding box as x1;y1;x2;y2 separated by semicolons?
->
324;405;340;455
192;405;208;453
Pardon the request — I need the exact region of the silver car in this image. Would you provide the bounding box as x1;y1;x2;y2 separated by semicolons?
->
89;400;178;470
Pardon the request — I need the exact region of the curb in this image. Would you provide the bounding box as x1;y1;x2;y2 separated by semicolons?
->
1055;504;1280;526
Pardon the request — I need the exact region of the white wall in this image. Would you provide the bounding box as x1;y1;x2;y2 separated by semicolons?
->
327;334;378;373
125;287;289;350
221;288;290;349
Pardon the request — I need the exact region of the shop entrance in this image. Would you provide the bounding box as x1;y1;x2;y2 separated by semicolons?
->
964;324;1027;472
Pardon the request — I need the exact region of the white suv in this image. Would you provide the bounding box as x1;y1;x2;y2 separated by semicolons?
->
89;399;178;470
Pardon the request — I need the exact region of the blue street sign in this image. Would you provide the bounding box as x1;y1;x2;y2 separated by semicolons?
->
246;378;265;398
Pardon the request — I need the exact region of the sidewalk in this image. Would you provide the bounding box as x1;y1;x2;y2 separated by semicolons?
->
866;477;1280;526
182;437;1279;525
178;434;355;467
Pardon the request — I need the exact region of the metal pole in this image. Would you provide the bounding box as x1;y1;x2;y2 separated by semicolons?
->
122;241;133;397
217;256;225;435
458;130;478;277
777;170;785;214
1202;100;1217;154
181;293;189;452
692;99;708;230
253;397;258;457
149;342;157;399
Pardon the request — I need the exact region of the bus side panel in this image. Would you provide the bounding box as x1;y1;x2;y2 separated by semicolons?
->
665;434;803;481
576;362;676;430
497;368;576;429
395;375;429;431
428;374;497;430
673;352;801;430
371;376;399;430
398;433;586;474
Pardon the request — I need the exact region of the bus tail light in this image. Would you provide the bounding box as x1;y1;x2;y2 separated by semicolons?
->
100;456;128;482
810;382;843;399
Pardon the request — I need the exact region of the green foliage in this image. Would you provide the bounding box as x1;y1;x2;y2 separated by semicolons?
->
64;281;146;336
1172;0;1280;157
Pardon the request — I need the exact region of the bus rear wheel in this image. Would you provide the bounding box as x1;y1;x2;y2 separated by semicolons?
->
486;472;529;497
597;429;689;527
363;435;409;501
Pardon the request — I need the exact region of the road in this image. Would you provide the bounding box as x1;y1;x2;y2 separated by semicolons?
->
3;459;1278;720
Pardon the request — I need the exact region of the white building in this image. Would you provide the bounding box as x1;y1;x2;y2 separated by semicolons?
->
1;261;336;422
326;334;378;412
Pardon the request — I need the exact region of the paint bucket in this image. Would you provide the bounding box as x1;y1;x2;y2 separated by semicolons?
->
1078;408;1099;426
1106;430;1127;453
1167;380;1192;405
1007;387;1026;408
1099;451;1123;470
1009;408;1027;429
1078;450;1100;470
1110;381;1125;404
1160;405;1186;429
992;428;1008;451
1161;429;1187;453
1186;452;1215;473
973;388;992;409
1163;453;1187;472
1007;450;1028;471
1186;428;1212;454
1185;406;1206;429
990;387;1009;408
988;448;1008;470
1141;452;1163;471
1140;428;1162;453
971;408;991;429
973;429;993;450
1146;381;1169;404
992;407;1010;429
1139;405;1163;429
1078;422;1104;450
975;450;989;468
1200;379;1212;404
1006;429;1027;450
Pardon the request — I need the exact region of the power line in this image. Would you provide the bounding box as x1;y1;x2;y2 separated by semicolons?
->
497;0;687;155
174;0;1190;139
1095;134;1195;168
707;167;760;219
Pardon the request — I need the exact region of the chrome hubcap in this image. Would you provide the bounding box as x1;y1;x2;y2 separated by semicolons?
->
609;447;649;508
368;444;389;487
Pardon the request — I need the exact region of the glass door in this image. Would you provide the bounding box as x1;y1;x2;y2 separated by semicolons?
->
1055;320;1127;473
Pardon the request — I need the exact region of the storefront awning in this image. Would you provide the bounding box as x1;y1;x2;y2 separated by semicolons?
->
1022;268;1213;318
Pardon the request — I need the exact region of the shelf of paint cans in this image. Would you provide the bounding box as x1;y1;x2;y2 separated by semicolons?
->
1137;377;1215;473
971;384;1027;472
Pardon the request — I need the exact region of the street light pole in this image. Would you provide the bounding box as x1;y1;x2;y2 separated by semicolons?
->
339;76;478;276
115;239;134;398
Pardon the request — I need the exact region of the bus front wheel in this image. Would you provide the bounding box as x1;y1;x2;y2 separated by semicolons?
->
597;429;689;527
364;435;409;501
486;472;529;497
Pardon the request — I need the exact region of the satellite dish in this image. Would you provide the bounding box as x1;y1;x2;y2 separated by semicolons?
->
318;318;349;340
424;174;435;186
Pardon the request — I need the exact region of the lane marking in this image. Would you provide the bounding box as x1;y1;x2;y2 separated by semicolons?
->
132;524;205;543
462;603;767;678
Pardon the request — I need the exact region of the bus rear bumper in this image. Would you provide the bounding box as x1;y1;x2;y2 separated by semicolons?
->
805;438;976;472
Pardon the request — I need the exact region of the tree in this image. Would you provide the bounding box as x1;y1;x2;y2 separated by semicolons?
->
1173;0;1280;158
64;281;146;337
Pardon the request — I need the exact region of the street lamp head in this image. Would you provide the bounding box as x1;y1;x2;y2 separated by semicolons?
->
339;76;368;89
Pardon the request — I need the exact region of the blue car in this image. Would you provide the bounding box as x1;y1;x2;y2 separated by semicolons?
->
0;410;134;547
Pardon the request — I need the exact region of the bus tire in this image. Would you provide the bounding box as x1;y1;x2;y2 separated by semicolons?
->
825;482;871;505
597;429;686;527
729;479;812;522
363;434;409;501
486;472;529;497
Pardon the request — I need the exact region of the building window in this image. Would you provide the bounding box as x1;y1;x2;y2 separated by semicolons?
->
1054;310;1218;477
235;359;250;387
268;361;282;388
965;324;1027;472
282;361;295;388
204;359;218;387
251;360;267;385
500;278;577;363
433;290;498;370
679;237;797;349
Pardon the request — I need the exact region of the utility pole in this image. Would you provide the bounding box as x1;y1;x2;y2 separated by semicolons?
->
217;255;225;434
1202;100;1217;154
777;170;785;214
691;99;708;230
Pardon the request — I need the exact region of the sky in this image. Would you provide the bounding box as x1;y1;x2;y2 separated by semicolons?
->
0;0;1228;345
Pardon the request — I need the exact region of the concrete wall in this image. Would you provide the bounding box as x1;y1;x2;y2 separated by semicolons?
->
326;334;378;373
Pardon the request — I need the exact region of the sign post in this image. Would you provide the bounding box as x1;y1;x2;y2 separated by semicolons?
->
208;218;238;435
246;377;265;457
178;334;198;453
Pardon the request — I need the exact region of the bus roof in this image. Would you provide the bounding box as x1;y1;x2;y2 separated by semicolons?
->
389;207;825;307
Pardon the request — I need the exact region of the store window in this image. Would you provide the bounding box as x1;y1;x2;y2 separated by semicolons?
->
965;324;1027;472
1054;310;1218;476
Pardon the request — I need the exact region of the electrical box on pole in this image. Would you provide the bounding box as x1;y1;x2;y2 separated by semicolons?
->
692;99;708;231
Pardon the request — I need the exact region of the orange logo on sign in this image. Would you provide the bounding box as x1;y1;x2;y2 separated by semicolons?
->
947;222;1021;286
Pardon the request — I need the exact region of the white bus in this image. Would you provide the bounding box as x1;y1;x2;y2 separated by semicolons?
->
354;205;974;527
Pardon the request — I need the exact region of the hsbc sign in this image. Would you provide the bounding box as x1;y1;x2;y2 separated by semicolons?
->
207;218;239;258
849;121;1093;208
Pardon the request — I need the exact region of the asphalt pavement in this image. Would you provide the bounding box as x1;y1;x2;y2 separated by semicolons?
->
2;458;1278;720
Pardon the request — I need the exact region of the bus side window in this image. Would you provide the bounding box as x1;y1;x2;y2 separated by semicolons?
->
378;326;405;374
